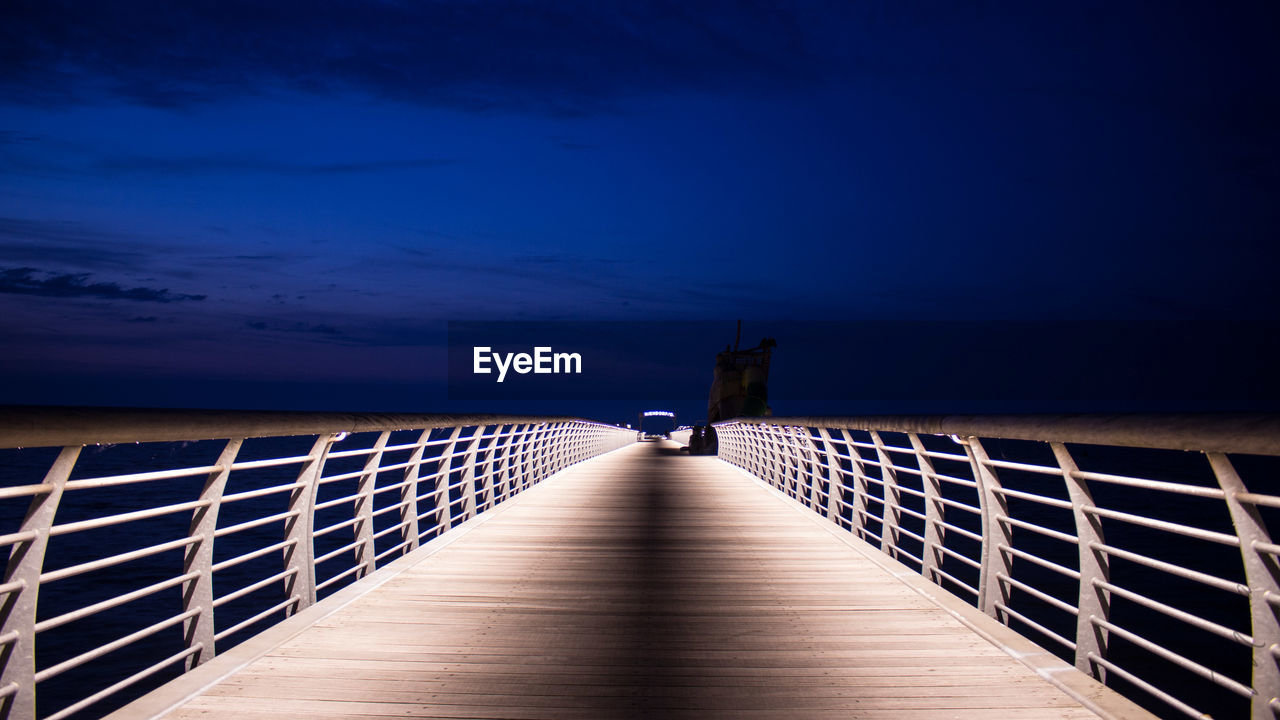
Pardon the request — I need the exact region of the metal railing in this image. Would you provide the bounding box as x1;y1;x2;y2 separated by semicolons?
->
715;414;1280;720
0;408;634;720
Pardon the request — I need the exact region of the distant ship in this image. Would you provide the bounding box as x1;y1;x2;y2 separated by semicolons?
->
690;322;775;454
707;326;776;423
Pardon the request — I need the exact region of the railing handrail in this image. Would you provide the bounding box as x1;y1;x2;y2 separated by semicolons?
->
0;406;596;449
730;413;1280;455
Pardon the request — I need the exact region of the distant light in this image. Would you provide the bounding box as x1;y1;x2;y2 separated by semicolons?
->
643;411;675;418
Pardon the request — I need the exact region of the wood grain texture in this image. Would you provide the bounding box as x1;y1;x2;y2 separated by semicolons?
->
164;441;1104;719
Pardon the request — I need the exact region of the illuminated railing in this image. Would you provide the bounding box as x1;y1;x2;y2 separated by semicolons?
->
715;415;1280;720
0;408;634;720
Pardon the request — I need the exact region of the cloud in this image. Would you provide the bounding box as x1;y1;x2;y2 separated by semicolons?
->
0;267;206;302
246;319;341;336
0;217;154;271
0;1;830;113
93;155;456;176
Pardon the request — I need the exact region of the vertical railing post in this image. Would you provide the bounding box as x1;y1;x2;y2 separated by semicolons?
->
434;426;464;533
489;424;516;507
794;427;817;510
554;422;570;473
816;428;843;524
723;424;740;465
838;429;870;541
565;424;579;465
490;425;507;503
538;424;556;479
513;424;535;494
718;424;732;463
488;424;506;504
757;425;780;489
773;425;793;495
563;422;576;468
869;431;902;558
747;423;757;465
755;425;769;475
284;433;337;615
0;445;80;720
473;426;495;514
771;426;793;497
552;422;568;475
909;433;946;584
966;437;1013;620
1210;452;1280;720
182;437;244;669
526;425;544;485
804;428;823;512
715;424;733;463
460;428;482;522
494;424;519;505
730;424;750;472
785;426;803;500
399;428;432;555
521;425;542;490
541;423;556;481
748;425;770;481
1052;442;1110;680
352;431;390;579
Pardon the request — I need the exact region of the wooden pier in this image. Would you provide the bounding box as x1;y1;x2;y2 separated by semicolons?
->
115;440;1148;720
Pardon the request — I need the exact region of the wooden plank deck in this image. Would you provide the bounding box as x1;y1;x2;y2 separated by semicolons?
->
134;441;1149;719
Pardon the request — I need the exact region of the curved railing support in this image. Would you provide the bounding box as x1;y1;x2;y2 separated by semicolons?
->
0;409;633;720
716;414;1280;719
181;438;243;669
0;446;79;720
283;432;336;615
352;431;389;581
909;433;946;585
965;436;1012;619
1211;452;1280;720
1054;442;1111;680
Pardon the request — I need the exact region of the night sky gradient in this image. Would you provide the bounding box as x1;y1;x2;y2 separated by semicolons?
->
2;1;1277;425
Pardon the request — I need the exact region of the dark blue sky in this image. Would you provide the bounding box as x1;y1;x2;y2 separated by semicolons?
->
1;2;1277;423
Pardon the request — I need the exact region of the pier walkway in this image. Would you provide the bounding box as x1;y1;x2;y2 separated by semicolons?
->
118;441;1136;720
